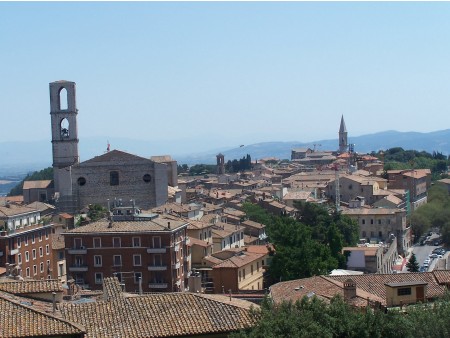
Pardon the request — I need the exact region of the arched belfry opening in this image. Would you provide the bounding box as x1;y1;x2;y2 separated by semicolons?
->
60;118;70;138
59;87;68;110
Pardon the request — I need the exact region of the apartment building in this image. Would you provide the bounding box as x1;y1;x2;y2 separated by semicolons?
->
0;204;54;280
386;169;431;211
342;207;411;254
63;215;189;292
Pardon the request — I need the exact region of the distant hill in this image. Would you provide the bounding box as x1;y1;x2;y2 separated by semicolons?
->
1;129;449;173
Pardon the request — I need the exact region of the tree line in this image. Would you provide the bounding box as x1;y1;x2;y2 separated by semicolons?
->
242;202;359;284
371;147;449;181
231;294;450;338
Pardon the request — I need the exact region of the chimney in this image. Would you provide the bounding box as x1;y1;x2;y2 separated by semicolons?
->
343;279;357;301
52;292;57;313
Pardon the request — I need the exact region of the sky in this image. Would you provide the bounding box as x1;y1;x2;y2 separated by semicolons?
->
2;2;450;155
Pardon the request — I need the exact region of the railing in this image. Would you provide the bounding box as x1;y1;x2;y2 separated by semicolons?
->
148;282;168;289
147;247;167;254
148;265;167;271
67;247;87;254
68;265;88;272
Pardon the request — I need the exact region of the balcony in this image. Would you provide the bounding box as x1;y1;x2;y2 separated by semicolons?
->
147;247;167;254
67;247;87;254
148;264;167;271
10;249;18;255
172;261;180;270
68;265;88;272
148;282;168;289
174;244;180;252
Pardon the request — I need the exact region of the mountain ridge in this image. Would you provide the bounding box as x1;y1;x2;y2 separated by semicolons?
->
1;129;449;175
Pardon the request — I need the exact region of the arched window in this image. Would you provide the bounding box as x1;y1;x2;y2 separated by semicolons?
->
60;118;69;138
59;87;68;110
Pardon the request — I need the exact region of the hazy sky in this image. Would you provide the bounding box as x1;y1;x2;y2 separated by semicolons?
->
2;2;450;154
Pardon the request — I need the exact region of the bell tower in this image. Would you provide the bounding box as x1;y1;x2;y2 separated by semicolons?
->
338;115;348;153
50;80;79;196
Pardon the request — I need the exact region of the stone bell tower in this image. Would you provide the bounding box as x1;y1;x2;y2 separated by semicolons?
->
50;81;79;197
338;115;348;153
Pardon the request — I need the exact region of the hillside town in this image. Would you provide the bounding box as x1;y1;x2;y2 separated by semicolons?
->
1;81;450;337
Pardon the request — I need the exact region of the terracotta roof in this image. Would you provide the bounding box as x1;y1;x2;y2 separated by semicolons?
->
241;220;265;230
22;180;53;190
329;272;449;303
0;205;38;217
270;275;379;307
64;217;187;234
0;279;63;294
283;191;312;201
60;278;255;337
431;270;450;285
79;149;151;166
188;237;212;248
59;213;74;219
213;251;265;269
26;201;55;212
0;292;85;337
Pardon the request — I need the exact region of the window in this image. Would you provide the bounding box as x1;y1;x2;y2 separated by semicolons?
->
39;247;43;257
110;171;119;186
25;251;29;262
133;254;141;266
93;237;101;248
74;238;82;249
58;251;64;260
362;231;366;237
32;249;36;260
113;255;122;266
134;272;142;284
132;237;141;247
33;265;37;275
94;255;102;267
370;219;374;225
257;261;260;271
45;229;49;239
17;237;21;248
379;231;382;238
154;254;162;266
378;219;382;225
40;262;44;273
18;253;22;264
251;265;254;275
153;236;161;248
239;270;242;282
25;236;29;246
243;268;246;279
397;287;412;296
95;272;103;284
362;219;366;225
113;237;121;248
39;231;42;242
26;267;30;277
143;174;151;183
32;233;35;244
46;245;49;255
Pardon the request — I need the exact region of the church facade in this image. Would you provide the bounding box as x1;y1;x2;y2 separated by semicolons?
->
50;81;168;213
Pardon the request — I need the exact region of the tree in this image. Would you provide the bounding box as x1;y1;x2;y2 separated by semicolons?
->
87;204;108;222
406;253;420;272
